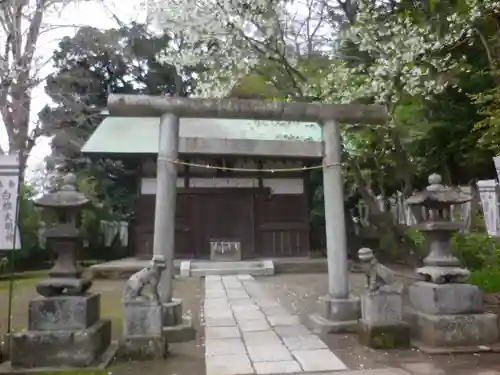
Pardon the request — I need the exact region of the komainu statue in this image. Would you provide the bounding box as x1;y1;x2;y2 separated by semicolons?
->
123;262;165;303
358;247;403;294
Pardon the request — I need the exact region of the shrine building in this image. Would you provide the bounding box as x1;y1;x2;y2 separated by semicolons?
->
81;117;322;260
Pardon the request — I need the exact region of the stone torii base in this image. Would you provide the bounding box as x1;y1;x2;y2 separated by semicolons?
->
106;94;387;333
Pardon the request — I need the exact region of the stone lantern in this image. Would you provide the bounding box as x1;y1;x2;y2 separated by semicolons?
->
405;173;498;352
406;173;471;284
34;173;91;297
8;173;115;370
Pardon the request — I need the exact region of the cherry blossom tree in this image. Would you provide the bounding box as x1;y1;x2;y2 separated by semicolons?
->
0;0;89;162
149;0;498;259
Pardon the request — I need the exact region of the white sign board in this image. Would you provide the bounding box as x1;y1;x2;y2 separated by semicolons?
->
494;156;500;181
0;154;21;250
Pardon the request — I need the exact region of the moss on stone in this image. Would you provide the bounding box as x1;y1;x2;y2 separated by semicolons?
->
358;320;411;349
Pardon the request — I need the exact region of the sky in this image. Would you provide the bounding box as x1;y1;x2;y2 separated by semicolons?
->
0;0;146;180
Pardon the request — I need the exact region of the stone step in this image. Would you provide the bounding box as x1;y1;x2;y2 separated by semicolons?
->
181;260;275;277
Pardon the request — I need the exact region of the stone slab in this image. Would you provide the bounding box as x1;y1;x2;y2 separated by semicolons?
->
205;354;253;375
318;294;361;323
28;294;100;331
281;335;328;350
291;348;347;372
162;298;183;326
261;306;289;315
10;319;111;368
339;370;411;375
205;326;241;339
205;317;237;327
205;338;246;356
408;281;484;315
234;310;266;320
162;317;196;343
247;344;293;361
267;314;301;326
238;318;270;332
253;360;301;374
274;325;310;337
309;312;358;334
358;319;410;349
119;335;168;360
242;331;282;345
406;307;498;348
123;301;162;337
0;342;119;374
361;292;403;324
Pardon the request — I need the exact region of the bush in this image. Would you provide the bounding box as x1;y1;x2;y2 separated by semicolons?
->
452;232;500;271
470;268;500;293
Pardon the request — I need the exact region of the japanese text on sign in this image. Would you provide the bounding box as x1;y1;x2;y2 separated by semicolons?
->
0;154;21;250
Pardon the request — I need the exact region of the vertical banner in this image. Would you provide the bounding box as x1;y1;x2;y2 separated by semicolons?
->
0;154;21;251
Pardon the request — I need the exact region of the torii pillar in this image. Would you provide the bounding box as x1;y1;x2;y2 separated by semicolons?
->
107;94;387;333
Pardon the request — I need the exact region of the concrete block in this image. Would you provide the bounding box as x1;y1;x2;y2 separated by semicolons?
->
10;320;111;368
123;301;162;337
319;294;361;322
263;260;275;276
361;292;403;325
162;298;183;326
408;282;484;315
309;294;361;334
28;294;100;331
406;307;498;348
119;335;168;360
162;317;196;343
358;319;410;349
179;260;191;277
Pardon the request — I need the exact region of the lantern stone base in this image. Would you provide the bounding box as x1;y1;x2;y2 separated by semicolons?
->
309;294;361;334
408;282;484;315
10;319;112;368
406;282;498;352
8;293;114;369
406;308;498;351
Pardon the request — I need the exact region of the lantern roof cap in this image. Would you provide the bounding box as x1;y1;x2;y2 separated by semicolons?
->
35;173;91;208
406;173;472;206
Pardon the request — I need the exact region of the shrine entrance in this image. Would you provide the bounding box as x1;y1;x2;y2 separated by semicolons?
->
106;94;387;331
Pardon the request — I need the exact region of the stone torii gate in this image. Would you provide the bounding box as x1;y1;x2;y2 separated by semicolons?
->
107;94;387;332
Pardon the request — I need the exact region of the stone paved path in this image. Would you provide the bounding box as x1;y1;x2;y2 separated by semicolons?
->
203;274;348;375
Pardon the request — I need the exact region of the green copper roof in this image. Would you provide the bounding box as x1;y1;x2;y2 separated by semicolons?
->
82;117;322;155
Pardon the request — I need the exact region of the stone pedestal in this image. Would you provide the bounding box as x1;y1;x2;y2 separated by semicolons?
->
162;299;196;343
121;300;167;360
9;294;114;369
309;294;361;334
407;281;499;352
358;292;410;349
